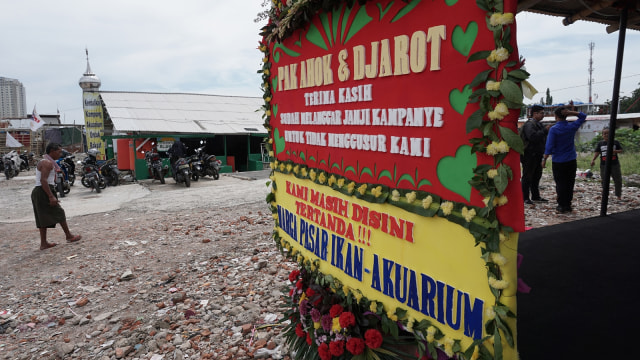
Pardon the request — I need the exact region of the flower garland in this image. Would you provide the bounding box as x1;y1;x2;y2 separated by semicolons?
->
259;0;528;358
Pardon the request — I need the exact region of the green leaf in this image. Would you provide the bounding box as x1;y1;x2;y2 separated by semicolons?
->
360;167;373;178
507;69;530;80
494;165;509;194
468;50;491;63
499;79;524;105
345;166;356;175
469;69;493;87
466;109;484;133
499;125;524;154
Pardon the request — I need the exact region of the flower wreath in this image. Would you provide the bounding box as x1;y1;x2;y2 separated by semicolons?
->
259;0;529;359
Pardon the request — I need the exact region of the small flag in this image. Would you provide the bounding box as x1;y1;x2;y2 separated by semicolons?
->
30;105;45;132
6;132;24;147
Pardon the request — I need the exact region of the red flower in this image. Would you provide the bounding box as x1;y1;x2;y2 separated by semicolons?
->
364;329;383;349
339;311;356;328
346;337;366;355
295;323;305;338
296;279;303;290
289;269;300;282
329;340;345;356
306;288;316;297
329;304;344;318
318;343;332;360
289;288;294;297
306;333;313;345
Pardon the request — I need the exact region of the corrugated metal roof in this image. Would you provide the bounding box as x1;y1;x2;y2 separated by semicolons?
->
100;91;267;135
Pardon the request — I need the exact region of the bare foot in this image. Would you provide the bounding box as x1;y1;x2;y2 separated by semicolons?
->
66;235;82;243
40;243;58;250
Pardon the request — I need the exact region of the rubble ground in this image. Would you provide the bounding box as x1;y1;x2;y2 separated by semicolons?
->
1;170;639;360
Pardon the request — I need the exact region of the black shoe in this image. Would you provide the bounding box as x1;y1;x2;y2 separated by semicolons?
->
532;197;548;202
524;199;534;205
556;206;572;213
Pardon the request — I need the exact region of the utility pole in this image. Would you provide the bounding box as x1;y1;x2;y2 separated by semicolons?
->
588;42;595;114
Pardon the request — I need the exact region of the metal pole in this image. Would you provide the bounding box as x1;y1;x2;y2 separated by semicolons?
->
600;3;628;217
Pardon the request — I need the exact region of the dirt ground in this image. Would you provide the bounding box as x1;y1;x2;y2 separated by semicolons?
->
1;168;639;359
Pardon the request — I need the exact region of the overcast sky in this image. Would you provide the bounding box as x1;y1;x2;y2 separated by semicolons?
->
1;1;638;124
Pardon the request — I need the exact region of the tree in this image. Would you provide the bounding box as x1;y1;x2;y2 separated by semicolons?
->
545;88;553;105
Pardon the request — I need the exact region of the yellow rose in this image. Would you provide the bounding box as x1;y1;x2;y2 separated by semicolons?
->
266;110;272;117
332;317;342;332
426;326;436;342
286;163;292;172
387;310;398;322
406;191;417;203
371;186;383;198
318;172;326;184
347;182;356;193
264;69;270;76
486;80;501;91
487;169;498;179
279;163;285;172
440;201;454;216
462;207;476;222
370;301;378;313
497;195;508;206
293;165;299;174
301;168;308;177
487;47;509;62
497;140;510;153
443;337;454;357
490;252;508;266
489;276;509;289
309;169;316;181
422;195;433;209
391;189;401;202
337;178;345;188
495;103;509;117
486;142;499;156
314;321;321;329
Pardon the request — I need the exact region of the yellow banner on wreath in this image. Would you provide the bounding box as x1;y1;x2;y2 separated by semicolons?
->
275;173;517;355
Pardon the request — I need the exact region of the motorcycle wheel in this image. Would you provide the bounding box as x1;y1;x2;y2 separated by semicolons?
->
213;170;219;180
92;179;101;193
184;172;191;187
4;170;9;180
81;176;91;188
192;173;199;181
98;178;107;189
68;173;76;186
110;175;119;186
159;170;165;184
57;181;65;198
63;183;71;195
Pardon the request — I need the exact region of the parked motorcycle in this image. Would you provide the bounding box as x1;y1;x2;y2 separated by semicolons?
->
3;151;22;180
54;169;70;197
19;151;33;171
100;158;121;186
188;153;204;181
57;151;76;186
79;149;107;193
195;146;221;180
172;157;192;187
145;151;166;184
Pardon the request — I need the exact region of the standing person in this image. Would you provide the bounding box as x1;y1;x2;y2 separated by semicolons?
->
520;105;549;205
31;143;82;250
541;107;587;213
590;127;624;200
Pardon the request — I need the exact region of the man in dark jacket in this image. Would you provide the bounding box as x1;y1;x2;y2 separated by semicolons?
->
168;139;187;166
521;105;549;205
